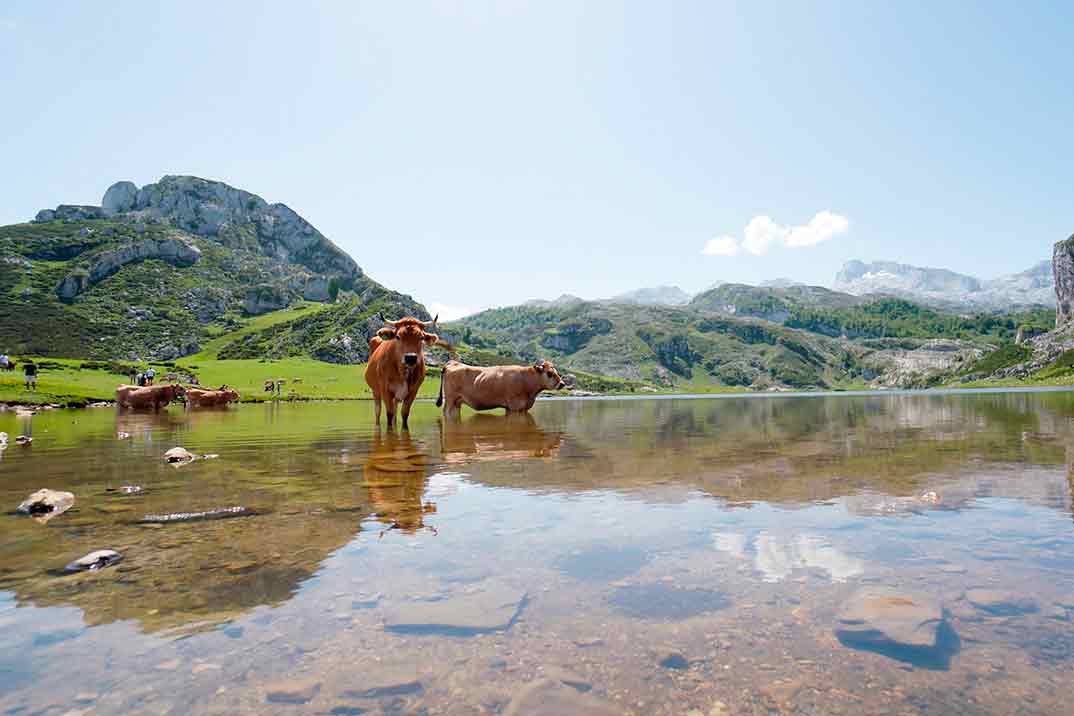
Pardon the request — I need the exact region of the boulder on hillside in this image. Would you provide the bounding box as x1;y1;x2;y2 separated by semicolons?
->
101;181;139;214
55;236;201;302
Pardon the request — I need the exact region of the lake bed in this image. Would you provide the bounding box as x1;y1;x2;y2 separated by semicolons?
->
2;392;1074;715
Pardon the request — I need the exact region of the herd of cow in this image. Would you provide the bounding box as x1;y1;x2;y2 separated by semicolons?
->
111;315;567;423
115;384;239;411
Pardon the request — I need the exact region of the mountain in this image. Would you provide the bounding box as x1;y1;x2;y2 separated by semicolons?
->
0;176;428;361
453;300;863;390
833;259;1054;310
524;294;585;308
609;285;692;306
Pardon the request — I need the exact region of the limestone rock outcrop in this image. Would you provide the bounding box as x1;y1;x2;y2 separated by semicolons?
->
101;181;139;214
1053;234;1074;327
56;235;201;301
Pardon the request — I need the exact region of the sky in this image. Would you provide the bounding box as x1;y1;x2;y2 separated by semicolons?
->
1;1;1072;319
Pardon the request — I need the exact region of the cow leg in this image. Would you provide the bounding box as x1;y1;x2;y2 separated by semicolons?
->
373;395;382;425
401;398;415;430
384;396;397;428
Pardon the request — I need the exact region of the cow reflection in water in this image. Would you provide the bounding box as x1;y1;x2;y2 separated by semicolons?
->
364;431;438;536
440;413;563;464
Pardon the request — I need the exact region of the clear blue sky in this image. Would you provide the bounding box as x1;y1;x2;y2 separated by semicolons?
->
2;1;1071;318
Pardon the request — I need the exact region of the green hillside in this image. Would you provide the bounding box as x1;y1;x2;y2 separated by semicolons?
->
0;176;430;362
450;301;864;390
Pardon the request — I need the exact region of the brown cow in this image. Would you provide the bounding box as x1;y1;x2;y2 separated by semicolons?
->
186;386;240;408
436;360;566;418
364;314;440;429
115;384;186;411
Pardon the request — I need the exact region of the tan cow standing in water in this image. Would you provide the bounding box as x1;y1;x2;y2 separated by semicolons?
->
364;314;441;429
436;360;566;418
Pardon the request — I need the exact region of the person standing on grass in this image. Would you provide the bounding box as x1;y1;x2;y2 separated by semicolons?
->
145;367;155;385
23;359;37;390
128;366;137;385
0;354;9;370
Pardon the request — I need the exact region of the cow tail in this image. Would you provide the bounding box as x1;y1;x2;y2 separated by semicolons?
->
435;368;444;408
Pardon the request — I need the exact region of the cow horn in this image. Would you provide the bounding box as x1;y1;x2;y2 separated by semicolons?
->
379;312;401;327
422;314;439;329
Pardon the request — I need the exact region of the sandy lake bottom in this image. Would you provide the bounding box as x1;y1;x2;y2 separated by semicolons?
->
2;392;1074;715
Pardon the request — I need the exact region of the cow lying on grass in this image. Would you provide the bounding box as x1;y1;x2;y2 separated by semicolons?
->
436;360;567;418
115;384;186;411
186;386;240;408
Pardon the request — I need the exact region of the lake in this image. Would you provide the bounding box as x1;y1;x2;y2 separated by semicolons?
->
2;392;1074;715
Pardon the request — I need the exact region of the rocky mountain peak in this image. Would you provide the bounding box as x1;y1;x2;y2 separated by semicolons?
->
37;175;361;285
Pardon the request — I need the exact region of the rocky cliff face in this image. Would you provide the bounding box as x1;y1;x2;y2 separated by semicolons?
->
1053;235;1074;327
37;176;361;287
57;234;201;301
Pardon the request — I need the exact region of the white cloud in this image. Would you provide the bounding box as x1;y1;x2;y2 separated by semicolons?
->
428;302;474;322
700;235;740;256
703;211;849;257
785;210;850;248
742;215;788;256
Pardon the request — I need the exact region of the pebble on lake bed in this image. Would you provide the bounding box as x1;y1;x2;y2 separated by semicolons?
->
64;549;123;574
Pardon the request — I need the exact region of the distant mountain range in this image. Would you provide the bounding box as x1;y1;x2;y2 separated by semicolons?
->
833;259;1054;310
521;259;1055;316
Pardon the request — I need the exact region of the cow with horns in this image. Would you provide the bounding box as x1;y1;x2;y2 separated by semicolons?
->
364;313;442;429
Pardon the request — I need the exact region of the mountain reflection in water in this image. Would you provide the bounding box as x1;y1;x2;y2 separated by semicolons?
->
0;391;1073;715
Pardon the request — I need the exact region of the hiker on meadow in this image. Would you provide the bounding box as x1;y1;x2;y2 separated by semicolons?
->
145;367;156;385
23;359;37;390
0;354;9;370
128;367;137;385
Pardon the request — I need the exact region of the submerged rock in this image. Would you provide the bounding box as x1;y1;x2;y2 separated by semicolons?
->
383;584;526;635
503;678;621;716
64;550;123;574
137;506;256;524
835;587;956;668
965;589;1039;616
163;447;194;463
265;677;322;704
17;489;74;521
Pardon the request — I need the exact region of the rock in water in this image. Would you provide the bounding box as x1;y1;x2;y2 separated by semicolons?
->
163;447;194;463
137;506;256;524
64;549;123;573
265;677;322;705
835;587;954;668
1054;234;1074;326
965;589;1039;616
383;584;526;635
503;678;622;716
17;489;75;521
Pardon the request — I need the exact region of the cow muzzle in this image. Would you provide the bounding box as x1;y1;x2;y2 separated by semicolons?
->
556;381;566;390
403;353;418;366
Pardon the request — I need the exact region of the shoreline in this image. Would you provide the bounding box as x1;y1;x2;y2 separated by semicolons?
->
4;383;1074;412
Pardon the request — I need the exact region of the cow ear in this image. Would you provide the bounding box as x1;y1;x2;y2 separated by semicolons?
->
423;332;439;345
533;362;544;373
377;327;396;340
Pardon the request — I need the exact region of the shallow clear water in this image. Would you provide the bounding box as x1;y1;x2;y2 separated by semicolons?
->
2;392;1074;715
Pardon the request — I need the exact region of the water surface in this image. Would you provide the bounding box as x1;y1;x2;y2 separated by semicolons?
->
2;392;1074;715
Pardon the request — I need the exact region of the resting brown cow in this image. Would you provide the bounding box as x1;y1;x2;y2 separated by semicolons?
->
364;314;441;429
115;384;186;411
436;360;566;417
186;386;240;408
